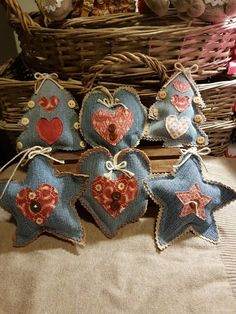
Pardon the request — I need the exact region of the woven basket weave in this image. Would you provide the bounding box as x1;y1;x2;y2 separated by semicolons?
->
0;52;235;156
2;0;236;81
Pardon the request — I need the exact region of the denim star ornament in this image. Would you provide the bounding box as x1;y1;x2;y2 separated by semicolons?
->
145;63;208;147
143;148;236;250
17;73;85;152
0;156;88;246
77;147;151;237
79;86;147;155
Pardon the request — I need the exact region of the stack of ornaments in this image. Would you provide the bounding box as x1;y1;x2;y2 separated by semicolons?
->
0;64;236;251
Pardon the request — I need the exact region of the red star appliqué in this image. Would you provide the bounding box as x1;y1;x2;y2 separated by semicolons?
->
176;184;212;220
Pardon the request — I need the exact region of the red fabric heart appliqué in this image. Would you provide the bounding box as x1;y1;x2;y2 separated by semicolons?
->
92;107;133;145
173;80;190;93
171;95;190;112
16;184;58;225
92;174;139;217
39;96;60;113
36;117;64;145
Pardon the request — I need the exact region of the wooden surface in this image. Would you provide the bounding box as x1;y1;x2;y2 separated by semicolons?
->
52;146;180;174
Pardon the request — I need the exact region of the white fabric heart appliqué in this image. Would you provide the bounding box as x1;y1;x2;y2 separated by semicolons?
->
165;115;190;139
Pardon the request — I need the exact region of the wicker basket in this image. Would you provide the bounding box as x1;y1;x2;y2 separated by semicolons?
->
2;0;236;81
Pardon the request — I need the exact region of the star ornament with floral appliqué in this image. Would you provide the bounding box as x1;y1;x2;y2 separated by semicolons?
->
143;155;236;250
0;156;88;247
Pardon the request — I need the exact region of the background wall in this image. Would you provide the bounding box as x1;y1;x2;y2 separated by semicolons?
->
0;1;37;63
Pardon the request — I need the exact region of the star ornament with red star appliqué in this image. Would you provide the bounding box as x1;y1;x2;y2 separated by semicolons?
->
176;184;212;220
143;155;236;250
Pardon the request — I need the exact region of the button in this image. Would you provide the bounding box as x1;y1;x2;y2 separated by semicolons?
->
193;96;201;105
80;141;86;149
153;108;158;118
108;124;116;133
109;133;117;141
16;142;23;150
29;192;36;200
21;117;29;126
197;136;205;145
158;91;167;100
189;199;199;210
30;200;42;213
68;100;76;109
143;128;149;137
118;182;125;191
112;191;121;201
95;184;102;192
27;100;35;109
110;201;120;212
36;217;44;225
194;115;202;123
73;122;80;130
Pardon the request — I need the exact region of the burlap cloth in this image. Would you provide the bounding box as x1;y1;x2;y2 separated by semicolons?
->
0;157;235;313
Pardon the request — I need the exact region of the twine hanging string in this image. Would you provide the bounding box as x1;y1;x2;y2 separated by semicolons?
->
0;146;65;200
164;62;199;93
174;146;211;172
104;157;134;180
34;72;63;94
92;86;128;109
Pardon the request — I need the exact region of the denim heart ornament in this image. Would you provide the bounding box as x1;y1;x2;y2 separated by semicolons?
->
77;147;151;237
17;73;85;152
80;86;147;155
145;63;208;147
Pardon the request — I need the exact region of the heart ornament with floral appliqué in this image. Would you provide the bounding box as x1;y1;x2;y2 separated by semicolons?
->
16;184;58;225
80;86;147;155
77;147;151;237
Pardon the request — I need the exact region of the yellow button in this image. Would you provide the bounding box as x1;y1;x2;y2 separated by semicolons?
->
21;117;29;126
36;217;44;225
118;183;125;191
153;108;158;118
158;91;167;100
193;96;201;105
194;114;202;123
27;100;35;109
16;142;23;150
80;141;86;149
197;136;205;145
143;127;149;136
29;192;36;200
73;122;80;130
68;100;76;109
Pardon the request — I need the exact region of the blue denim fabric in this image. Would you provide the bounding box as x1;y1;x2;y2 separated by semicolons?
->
80;87;147;155
144;156;236;249
146;73;208;146
78;147;150;237
0;156;87;246
17;79;84;151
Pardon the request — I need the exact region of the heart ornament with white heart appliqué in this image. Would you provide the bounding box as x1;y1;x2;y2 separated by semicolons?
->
77;147;151;237
80;87;147;155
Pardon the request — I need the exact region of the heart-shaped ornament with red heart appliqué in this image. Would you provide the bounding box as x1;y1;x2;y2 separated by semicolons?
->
36;117;64;145
16;184;58;225
39;96;60;113
92;174;139;217
171;95;190;112
92;107;133;145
